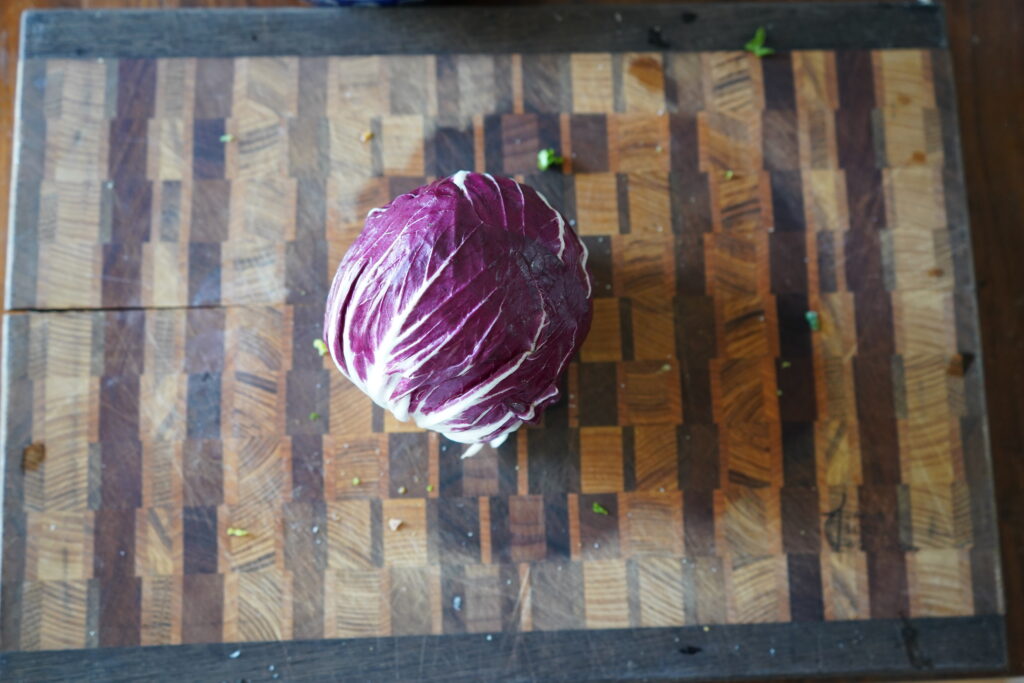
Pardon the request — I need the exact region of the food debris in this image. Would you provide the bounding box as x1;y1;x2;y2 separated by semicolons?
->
22;442;45;471
309;412;321;421
927;267;945;277
537;148;565;171
312;339;329;356
228;649;242;659
702;625;711;632
776;389;783;396
591;502;610;515
781;360;792;369
744;26;775;58
452;595;463;612
805;310;821;331
426;484;434;493
723;169;735;181
352;476;361;486
360;130;374;142
388;518;404;532
226;527;250;537
219;133;234;143
397;485;407;495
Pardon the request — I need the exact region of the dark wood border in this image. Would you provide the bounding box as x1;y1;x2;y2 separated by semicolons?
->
0;616;1006;681
21;3;945;59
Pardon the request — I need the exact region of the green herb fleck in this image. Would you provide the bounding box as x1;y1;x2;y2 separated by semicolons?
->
723;169;735;181
226;527;249;537
309;412;321;421
744;27;775;58
776;389;783;397
352;476;361;486
781;360;792;369
312;339;329;357
591;502;610;516
805;310;821;331
426;484;434;493
219;133;235;143
537;148;565;171
398;486;407;495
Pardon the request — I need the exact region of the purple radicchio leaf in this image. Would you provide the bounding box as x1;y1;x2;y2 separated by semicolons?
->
323;171;593;455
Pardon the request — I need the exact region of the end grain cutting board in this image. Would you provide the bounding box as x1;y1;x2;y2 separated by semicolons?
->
0;4;1006;680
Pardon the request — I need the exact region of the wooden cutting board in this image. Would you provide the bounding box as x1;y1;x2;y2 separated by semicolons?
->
1;4;1005;680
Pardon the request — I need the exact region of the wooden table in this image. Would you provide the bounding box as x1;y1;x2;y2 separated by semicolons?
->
0;4;1007;679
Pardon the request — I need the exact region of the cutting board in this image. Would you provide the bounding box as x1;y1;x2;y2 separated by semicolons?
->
1;4;1006;680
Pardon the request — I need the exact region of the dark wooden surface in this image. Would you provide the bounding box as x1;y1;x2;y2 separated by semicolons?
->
0;1;1020;681
942;0;1024;674
22;3;946;58
0;616;1007;682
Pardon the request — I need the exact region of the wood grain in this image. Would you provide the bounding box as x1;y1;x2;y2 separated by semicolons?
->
0;2;1014;680
2;44;994;646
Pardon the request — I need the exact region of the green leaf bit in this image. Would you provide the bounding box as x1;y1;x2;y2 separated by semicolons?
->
312;339;329;357
537;148;565;171
226;527;250;537
745;27;775;58
723;169;735;181
805;310;821;331
591;502;610;516
309;412;321;421
219;133;235;143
